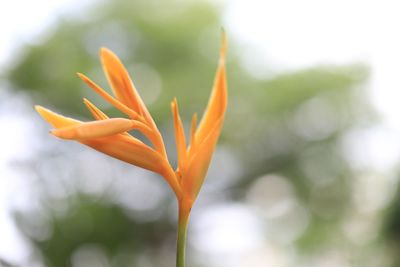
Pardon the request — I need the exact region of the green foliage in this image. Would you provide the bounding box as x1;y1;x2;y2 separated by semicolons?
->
7;0;386;266
8;0;220;119
16;194;174;267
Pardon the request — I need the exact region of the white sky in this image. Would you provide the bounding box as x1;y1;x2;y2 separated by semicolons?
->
1;0;400;265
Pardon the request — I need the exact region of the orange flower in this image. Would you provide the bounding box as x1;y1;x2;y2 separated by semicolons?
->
35;34;227;211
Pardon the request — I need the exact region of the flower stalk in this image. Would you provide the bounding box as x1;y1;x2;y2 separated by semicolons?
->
177;199;191;267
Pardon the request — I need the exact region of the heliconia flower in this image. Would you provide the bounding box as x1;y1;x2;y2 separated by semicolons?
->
36;33;227;207
35;33;227;267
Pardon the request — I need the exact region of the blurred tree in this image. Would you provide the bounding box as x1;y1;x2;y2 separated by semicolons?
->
383;186;400;267
7;0;380;266
8;0;222;121
15;194;174;267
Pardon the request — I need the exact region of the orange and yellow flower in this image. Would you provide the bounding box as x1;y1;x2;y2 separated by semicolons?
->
35;34;227;214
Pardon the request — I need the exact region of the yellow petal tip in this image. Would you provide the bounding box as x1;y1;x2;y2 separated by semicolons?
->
100;46;109;53
50;128;68;139
100;47;115;59
34;105;43;112
170;98;177;109
35;105;50;117
77;72;88;81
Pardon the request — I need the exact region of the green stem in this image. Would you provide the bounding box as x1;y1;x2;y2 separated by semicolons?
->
176;200;191;267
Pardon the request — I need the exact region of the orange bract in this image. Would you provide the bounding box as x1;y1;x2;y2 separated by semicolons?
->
36;34;227;207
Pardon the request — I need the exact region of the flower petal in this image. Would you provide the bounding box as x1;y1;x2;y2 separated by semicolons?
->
51;118;138;140
83;134;165;174
77;73;142;121
83;98;109;120
99;49;168;159
189;112;198;151
35;105;81;128
180;33;228;200
35;106;166;175
86;134;181;196
84;98;135;138
181;117;223;200
171;98;187;172
100;48;156;127
83;97;164;154
194;32;227;144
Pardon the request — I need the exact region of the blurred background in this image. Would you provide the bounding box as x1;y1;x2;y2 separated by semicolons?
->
1;0;400;266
